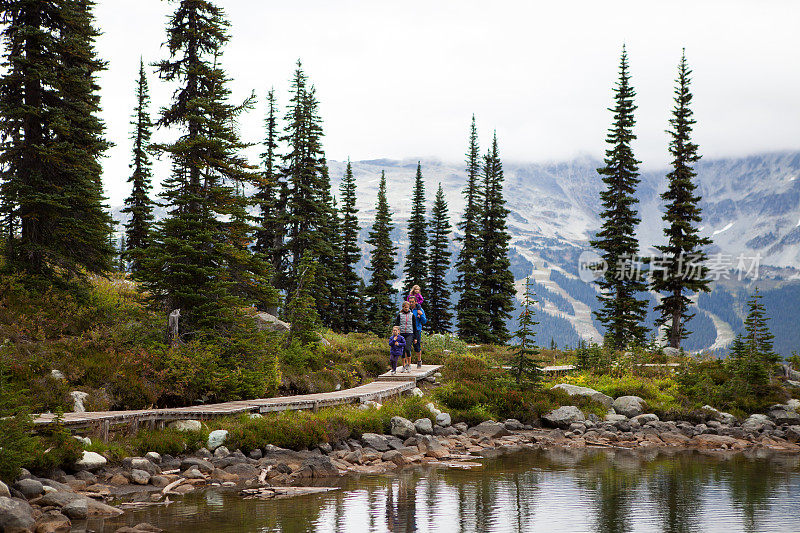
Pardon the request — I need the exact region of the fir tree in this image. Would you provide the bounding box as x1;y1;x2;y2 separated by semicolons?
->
279;62;332;302
510;277;543;387
590;45;648;349
403;161;428;295
742;288;778;367
478;133;515;344
121;59;154;274
427;183;452;333
0;0;113;279
366;171;398;334
254;88;285;297
286;251;320;346
140;0;275;332
651;51;712;349
455;115;487;341
338;159;364;332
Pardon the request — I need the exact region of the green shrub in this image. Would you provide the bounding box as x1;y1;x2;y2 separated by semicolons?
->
133;428;208;456
0;413;38;481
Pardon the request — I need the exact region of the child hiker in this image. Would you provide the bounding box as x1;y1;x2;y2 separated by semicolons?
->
409;294;427;369
394;301;416;372
407;284;424;306
388;326;405;375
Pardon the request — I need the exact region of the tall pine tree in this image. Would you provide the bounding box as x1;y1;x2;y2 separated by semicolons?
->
121;58;154;274
590;45;648;349
338;160;364;332
140;0;274;332
0;0;113;279
403;161;428;295
742;288;778;367
427;183;452;333
510;277;543;387
254;88;285;298
366;171;397;334
455;115;487;341
651;51;712;349
478;133;515;344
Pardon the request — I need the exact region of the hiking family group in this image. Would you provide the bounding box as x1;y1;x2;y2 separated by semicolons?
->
388;285;427;374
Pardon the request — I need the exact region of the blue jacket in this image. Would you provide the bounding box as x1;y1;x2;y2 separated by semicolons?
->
389;335;405;358
412;305;427;333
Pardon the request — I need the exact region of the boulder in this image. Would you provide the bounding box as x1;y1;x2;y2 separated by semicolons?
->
543;406;585;429
69;391;89;413
604;413;628;423
73;435;91;447
426;403;441;416
207;429;228;451
381;450;406;466
662;346;681;357
168;419;202;432
224;463;259;478
785;425;800;443
254;312;291;332
297;456;338;478
130;469;151;485
390;417;416;439
144;452;162;464
693;434;742;449
767;407;800;426
361;433;390;452
50;369;66;381
34;509;71;533
60;499;89;520
470;420;511;438
74;451;107;471
787;399;800;412
414;418;433;435
434;426;458;437
13;479;44;499
551;384;613;407
436;412;452;427
612;396;646;418
0;482;9;499
416;435;449;459
503;419;525;431
124;457;160;476
632;413;659;425
412;388;424;398
180;457;214;474
0;496;35;532
743;414;774;433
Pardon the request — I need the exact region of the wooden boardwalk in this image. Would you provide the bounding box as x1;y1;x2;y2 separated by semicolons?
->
32;365;441;433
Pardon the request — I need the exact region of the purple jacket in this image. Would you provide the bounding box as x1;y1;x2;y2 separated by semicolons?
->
389;335;405;358
407;293;424;305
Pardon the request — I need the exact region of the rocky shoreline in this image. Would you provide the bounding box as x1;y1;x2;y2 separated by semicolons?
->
3;392;800;532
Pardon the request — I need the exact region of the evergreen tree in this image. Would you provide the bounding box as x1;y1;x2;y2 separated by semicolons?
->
286;251;320;346
254;88;286;296
478;133;515;344
455;115;487;340
510;277;543;387
140;0;275;332
651;51;712;349
742;288;778;366
366;171;397;334
121;59;154;274
338;159;364;332
0;0;113;279
279;62;332;303
427;183;452;333
403;161;428;295
589;45;648;349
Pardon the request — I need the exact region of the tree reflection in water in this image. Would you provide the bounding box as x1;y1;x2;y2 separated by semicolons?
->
100;449;800;533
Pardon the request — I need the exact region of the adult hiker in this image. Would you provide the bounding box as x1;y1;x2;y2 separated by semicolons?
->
394;301;416;372
408;294;427;369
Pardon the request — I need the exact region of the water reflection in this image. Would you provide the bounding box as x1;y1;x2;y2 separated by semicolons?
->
93;449;800;533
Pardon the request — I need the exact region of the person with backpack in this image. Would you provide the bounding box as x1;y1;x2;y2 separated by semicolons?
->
394;301;416;372
408;294;427;369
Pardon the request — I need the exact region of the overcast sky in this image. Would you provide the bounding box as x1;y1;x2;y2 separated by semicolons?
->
93;0;800;205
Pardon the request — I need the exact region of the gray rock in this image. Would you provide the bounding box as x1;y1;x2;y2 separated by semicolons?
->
36;491;84;508
786;399;800;412
785;425;800;443
743;414;774;433
504;419;525;431
144;451;162;464
568;423;586;435
416;435;449;458
180;457;214;474
604;413;628;423
207;429;228;451
249;448;264;460
0;482;8;499
412;387;424;397
470;420;511;438
73;471;96;484
433;426;458;437
61;499;89;520
130;469;151;485
542;406;585;429
50;369;66;381
0;496;34;532
13;478;44;499
298;456;339;478
788;380;800;388
124;457;160;476
662;346;681;357
254;312;291;332
73;435;91;447
551;384;613;407
213;446;230;458
414;418;433;434
436;412;452;427
386;436;405;450
390;417;416;439
701;405;737;424
195;447;213;459
169;419;202;432
453;422;469;433
612;396;646;418
224;463;259;477
183;467;206;480
361;433;390;452
632;413;659;425
74;451;107;471
767;407;800;425
34;509;71;533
